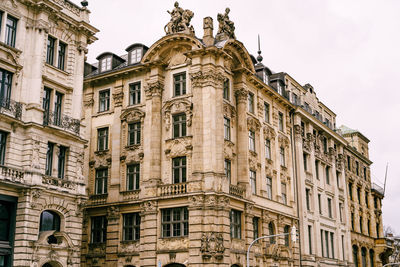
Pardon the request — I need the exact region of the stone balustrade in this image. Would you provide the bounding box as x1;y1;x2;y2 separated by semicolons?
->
121;190;140;201
0;165;24;184
158;182;187;196
89;194;108;205
229;184;245;198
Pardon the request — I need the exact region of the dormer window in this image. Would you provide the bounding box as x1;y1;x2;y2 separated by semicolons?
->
100;57;112;72
277;82;283;95
129;48;142;64
263;70;268;84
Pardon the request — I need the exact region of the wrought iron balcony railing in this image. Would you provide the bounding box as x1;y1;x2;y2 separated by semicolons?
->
43;110;80;135
0;97;22;120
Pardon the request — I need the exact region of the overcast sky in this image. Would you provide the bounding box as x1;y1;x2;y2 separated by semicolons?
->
75;0;400;233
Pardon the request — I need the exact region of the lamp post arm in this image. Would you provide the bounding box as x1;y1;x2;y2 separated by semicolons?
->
246;233;290;267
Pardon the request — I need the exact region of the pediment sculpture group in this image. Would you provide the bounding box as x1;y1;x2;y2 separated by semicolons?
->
164;1;236;39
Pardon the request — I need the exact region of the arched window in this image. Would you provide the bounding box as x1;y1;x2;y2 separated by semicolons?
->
369;249;374;267
361;247;367;267
353;245;359;267
268;222;276;244
39;210;61;232
284;225;290;246
231;265;241;267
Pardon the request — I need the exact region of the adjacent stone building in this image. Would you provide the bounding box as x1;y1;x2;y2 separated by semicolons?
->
340;126;392;267
0;0;97;266
81;5;300;267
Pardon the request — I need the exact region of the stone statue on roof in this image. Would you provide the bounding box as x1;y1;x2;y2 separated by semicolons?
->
165;2;194;35
216;8;236;40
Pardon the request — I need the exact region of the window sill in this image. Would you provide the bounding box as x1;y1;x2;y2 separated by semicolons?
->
249;150;257;157
125;144;141;150
92;110;114;118
159;236;188;240
94;150;109;156
45;63;70;76
120;240;140;244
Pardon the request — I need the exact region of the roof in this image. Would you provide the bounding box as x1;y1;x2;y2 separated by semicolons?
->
339;125;370;143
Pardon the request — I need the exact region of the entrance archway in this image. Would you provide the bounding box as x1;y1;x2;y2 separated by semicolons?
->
42;261;62;267
164;264;186;267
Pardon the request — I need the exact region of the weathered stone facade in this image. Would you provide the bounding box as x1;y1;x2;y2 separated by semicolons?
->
82;5;299;267
0;0;97;266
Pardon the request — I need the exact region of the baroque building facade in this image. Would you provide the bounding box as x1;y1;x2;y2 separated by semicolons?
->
0;0;97;266
82;5;300;267
340;126;391;267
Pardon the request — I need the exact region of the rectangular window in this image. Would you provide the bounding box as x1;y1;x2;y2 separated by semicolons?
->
367;219;371;236
5;15;17;47
330;232;334;258
97;127;109;151
57;146;67;179
100;57;112;72
327;198;332;218
95;168;108;194
315;160;320;180
349;183;353;200
123;213;140;241
318;194;322;214
357;187;361;204
308;225;312;254
129;48;142;64
323;137;328;153
45;142;54;176
173;113;186;138
336;171;340;187
230;209;242;239
172;156;186;183
376;223;380;238
42;87;51;115
278;112;284;131
356;161;359;176
339;202;343;222
54;92;63;126
325;230;329;258
325;166;330;184
161;207;188;237
128;122;141;145
223;78;230;100
306;188;311;211
253;217;259;239
57;41;67;70
99;89;110;112
46;36;56;65
224;117;231;140
365;192;369;208
341;235;345;260
126;163;140;191
0;131;7;165
0;68;13;107
250;170;256;194
347;155;351;170
281;183;287;205
266;176;272;200
264;102;270;123
248;93;254;113
91;216;107;243
292;93;298;105
303;153;308;171
265;139;271;159
320;229;324;257
360;216;363;233
173;72;186;96
129;82;141;105
249;130;255;151
363;167;367;179
351;213;354;230
280;147;285;167
225;159;231;183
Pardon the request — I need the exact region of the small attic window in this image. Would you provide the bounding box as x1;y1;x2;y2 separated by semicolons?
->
129;48;142;64
263;70;268;84
100;56;112;72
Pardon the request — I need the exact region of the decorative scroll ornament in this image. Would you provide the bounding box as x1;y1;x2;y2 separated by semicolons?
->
216;8;236;40
200;232;225;259
165;2;194;35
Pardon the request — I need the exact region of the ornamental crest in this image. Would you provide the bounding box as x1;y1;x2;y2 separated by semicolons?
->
201;232;225;259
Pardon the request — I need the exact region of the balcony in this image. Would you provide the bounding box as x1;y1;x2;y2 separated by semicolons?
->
158;182;187;196
0;165;24;184
43;110;80;135
0;98;22;120
229;184;245;198
89;194;108;205
372;183;384;196
121;190;140;201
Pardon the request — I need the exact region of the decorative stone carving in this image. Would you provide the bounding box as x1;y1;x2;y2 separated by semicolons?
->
278;134;290;148
76;152;84;181
144;81;164;98
31;139;41;169
107;206;120;223
113;91;124;107
294;124;301;137
120;108;145;123
205;195;217;207
216;8;236;40
234;88;248;103
247;116;261;131
189;70;225;88
140;200;157;213
30;188;41;208
158;237;189;251
163;98;192;131
224;140;235;159
200;232;225;259
263;125;276;140
223;102;236;122
189;195;204;208
164;137;193;158
164;2;194;35
119;241;140;255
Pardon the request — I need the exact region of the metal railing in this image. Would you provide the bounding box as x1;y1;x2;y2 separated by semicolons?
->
372;182;384;195
43;110;80;135
0;97;22;120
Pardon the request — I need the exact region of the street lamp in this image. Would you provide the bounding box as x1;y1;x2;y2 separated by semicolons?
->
246;225;297;267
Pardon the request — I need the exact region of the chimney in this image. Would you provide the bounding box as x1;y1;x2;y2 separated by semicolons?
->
203;17;214;46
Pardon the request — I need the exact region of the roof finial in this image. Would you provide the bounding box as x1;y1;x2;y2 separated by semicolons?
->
257;34;263;63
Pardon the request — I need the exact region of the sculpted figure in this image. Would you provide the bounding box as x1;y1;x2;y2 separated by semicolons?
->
217;7;236;39
165;2;194;35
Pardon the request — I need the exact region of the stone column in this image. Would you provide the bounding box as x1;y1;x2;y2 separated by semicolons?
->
140;200;158;267
234;87;249;188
